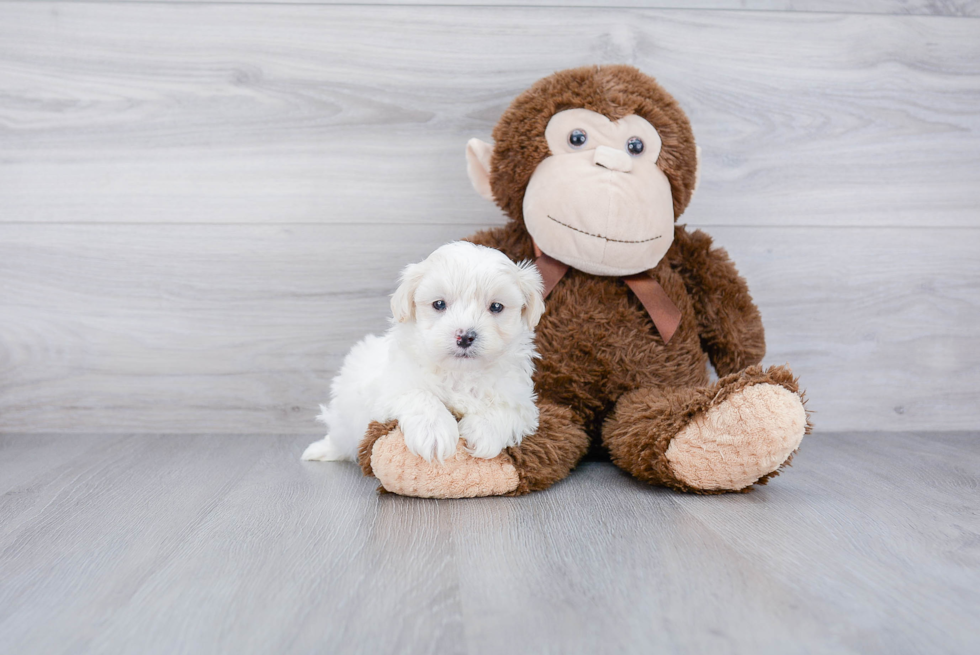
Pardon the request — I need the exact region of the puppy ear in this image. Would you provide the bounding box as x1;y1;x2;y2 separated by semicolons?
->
516;260;546;329
390;261;426;323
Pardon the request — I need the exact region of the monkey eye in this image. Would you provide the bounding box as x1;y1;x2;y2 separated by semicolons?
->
489;302;504;313
568;129;588;148
626;137;644;156
432;300;446;311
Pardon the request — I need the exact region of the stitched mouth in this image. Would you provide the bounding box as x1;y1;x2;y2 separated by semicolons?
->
547;215;662;244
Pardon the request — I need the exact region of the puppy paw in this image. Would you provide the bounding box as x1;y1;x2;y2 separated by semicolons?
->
458;414;511;459
401;410;460;462
301;436;347;461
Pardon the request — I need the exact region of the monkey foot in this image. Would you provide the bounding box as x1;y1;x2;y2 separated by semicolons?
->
363;426;519;498
665;381;807;492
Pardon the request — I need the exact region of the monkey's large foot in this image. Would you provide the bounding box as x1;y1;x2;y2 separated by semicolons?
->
604;365;810;493
665;374;807;492
359;423;519;498
358;403;589;498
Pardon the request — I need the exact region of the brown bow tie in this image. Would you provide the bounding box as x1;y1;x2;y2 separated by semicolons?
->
532;244;681;345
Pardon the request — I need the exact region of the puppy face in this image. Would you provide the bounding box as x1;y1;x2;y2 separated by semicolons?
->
390;242;544;366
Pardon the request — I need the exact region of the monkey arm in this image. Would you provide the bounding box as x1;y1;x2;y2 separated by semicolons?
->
670;227;766;377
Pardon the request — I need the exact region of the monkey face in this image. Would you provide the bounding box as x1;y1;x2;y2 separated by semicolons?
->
522;109;676;276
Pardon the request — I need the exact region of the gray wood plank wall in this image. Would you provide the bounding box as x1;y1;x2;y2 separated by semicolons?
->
22;1;980;17
1;2;978;434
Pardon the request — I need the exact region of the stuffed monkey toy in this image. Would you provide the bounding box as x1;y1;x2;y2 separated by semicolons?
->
360;65;810;497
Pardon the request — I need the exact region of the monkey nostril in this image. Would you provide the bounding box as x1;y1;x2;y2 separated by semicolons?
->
456;329;478;349
594;146;633;173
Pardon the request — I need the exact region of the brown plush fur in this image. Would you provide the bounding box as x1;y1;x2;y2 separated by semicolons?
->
468;222;766;420
364;66;808;497
467;218;793;494
358;420;398;478
490;65;699;226
465;65;807;495
504;403;591;495
603;365;812;494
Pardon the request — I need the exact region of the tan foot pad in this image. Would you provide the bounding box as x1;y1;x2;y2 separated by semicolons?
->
370;429;519;498
666;383;807;491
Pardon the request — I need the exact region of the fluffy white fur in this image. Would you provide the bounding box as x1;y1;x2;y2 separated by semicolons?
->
302;241;545;464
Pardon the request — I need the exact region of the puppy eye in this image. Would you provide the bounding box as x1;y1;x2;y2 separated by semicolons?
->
626;137;644;156
432;300;446;311
568;129;587;148
489;302;504;313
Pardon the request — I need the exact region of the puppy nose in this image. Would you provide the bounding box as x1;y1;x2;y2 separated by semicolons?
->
456;329;478;349
593;145;633;173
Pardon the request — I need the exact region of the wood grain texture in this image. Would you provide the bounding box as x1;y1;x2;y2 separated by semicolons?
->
22;1;980;17
1;4;977;435
1;4;979;227
1;223;977;434
0;432;977;654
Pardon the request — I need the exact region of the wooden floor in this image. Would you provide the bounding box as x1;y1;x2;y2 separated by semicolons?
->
1;432;977;654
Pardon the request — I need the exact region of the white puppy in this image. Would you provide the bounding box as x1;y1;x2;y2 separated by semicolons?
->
302;241;545;463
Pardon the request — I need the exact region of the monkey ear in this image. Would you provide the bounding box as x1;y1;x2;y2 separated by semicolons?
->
516;261;546;330
465;138;495;202
692;145;702;195
390;261;426;323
